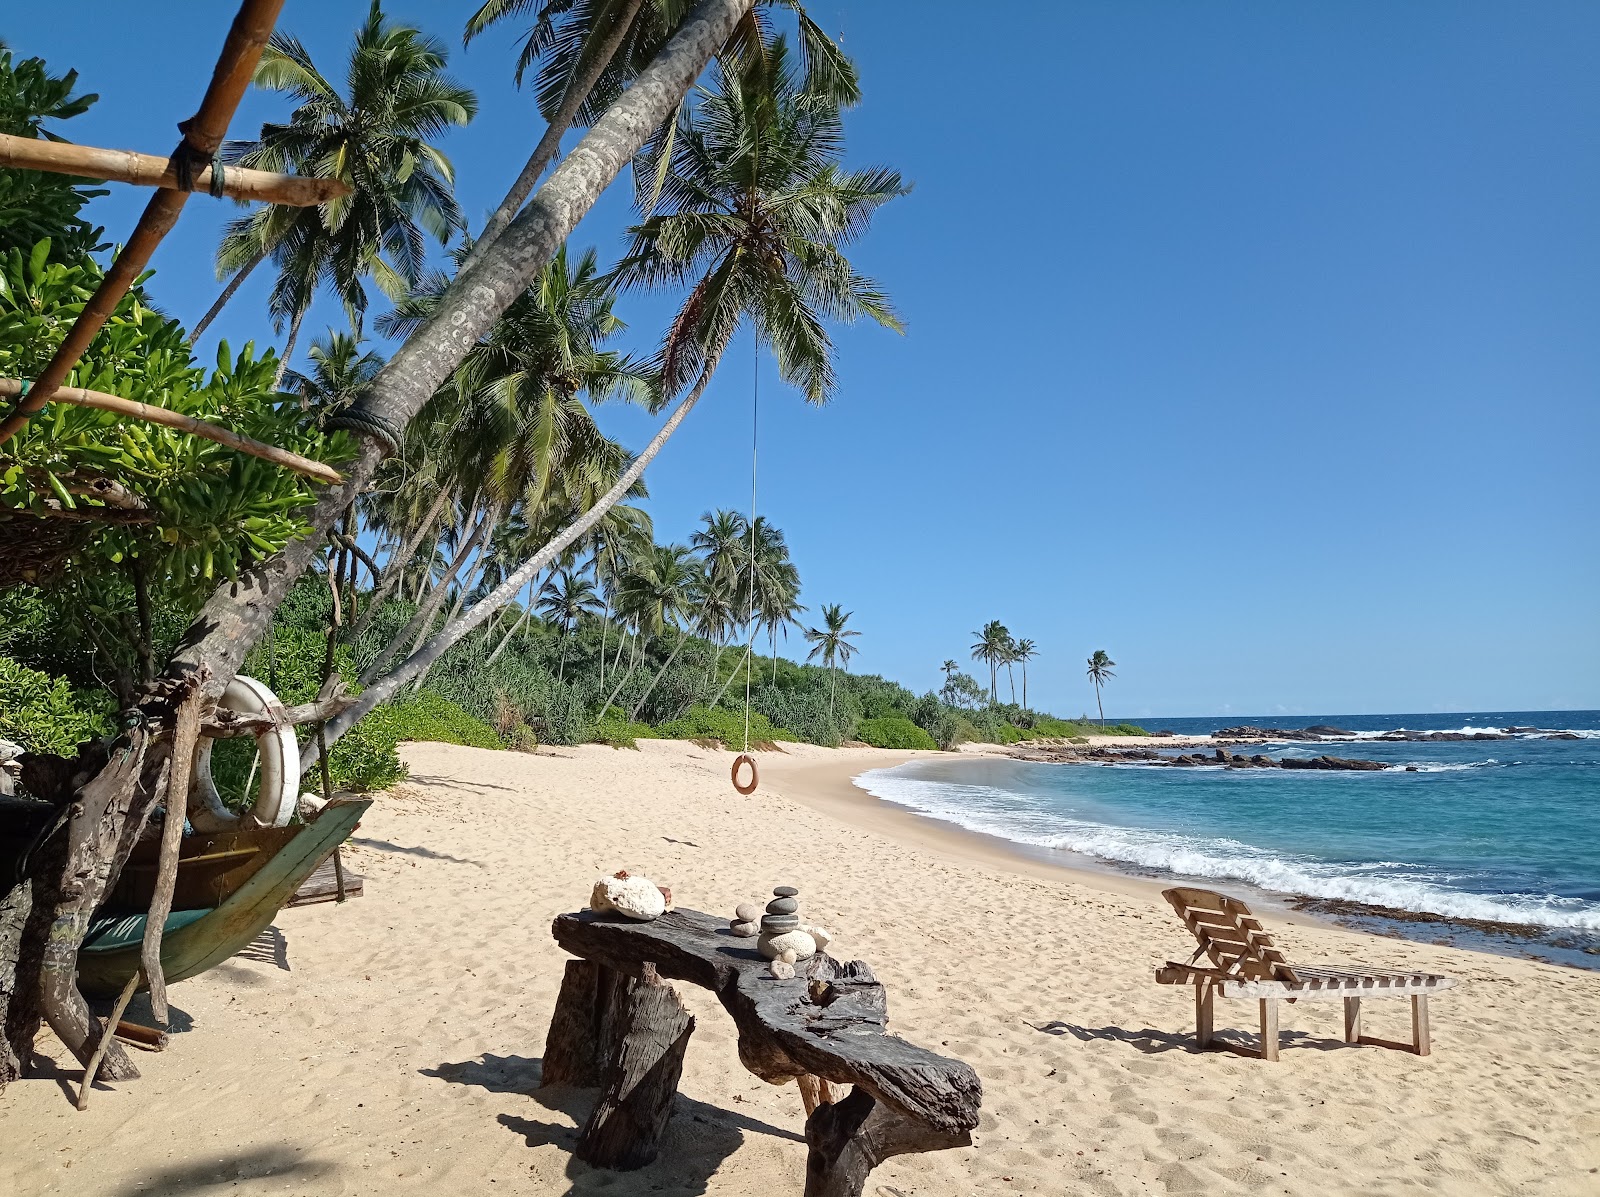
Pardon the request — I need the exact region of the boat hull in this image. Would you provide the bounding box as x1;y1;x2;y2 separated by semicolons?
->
78;798;370;998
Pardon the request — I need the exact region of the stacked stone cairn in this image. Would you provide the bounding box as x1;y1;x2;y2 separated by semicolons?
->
725;886;835;978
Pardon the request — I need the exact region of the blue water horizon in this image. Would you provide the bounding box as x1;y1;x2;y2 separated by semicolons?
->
855;709;1600;969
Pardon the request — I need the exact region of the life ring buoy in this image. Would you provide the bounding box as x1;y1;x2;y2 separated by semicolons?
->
731;753;759;795
190;676;300;831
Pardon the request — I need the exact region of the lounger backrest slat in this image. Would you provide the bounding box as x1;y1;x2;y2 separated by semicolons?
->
1162;887;1300;983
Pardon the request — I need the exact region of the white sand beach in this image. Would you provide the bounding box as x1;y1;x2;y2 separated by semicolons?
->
4;739;1599;1195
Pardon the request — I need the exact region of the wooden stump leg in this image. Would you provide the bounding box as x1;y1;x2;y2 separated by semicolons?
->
542;959;605;1087
1194;979;1213;1049
1259;998;1279;1062
1343;996;1362;1044
804;1085;972;1197
575;963;695;1171
1411;994;1431;1056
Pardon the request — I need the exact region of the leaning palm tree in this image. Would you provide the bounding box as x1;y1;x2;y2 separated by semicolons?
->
1086;649;1116;726
194;2;477;384
536;567;602;681
803;603;859;723
970;620;1010;705
459;0;858;266
1013;638;1037;710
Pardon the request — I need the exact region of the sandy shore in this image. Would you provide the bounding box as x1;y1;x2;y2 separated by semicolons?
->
4;739;1599;1195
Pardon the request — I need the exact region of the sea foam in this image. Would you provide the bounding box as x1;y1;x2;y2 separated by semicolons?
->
855;767;1600;932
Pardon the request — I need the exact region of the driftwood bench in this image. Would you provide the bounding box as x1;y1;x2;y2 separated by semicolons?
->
545;908;981;1197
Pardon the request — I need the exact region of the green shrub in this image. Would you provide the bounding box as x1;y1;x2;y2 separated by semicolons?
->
541;686;594;746
854;716;937;751
655;705;796;746
931;712;980;751
590;710;658;749
0;654;111;756
323;691;501;792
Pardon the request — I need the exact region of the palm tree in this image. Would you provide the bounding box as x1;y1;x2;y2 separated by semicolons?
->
1013;638;1037;710
536;567;602;681
283;329;386;415
1086;650;1116;726
1001;634;1019;704
941;659;959;680
459;0;859;266
803;603;859;723
747;516;803;684
970;620;1010;705
195;3;477;384
379;242;654;514
319;22;903;747
614;542;699;719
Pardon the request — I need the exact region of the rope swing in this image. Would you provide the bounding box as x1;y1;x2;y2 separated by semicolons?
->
732;329;761;796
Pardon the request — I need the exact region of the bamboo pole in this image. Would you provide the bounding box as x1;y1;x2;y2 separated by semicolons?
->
0;379;343;485
0;0;287;446
0;132;348;206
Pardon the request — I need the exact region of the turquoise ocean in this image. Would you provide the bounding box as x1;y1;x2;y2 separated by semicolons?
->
855;711;1600;968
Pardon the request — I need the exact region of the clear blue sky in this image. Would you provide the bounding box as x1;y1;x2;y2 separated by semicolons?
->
7;2;1597;717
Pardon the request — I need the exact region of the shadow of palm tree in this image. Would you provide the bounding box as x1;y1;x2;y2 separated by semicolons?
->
349;836;481;865
422;1054;805;1196
109;1147;338;1195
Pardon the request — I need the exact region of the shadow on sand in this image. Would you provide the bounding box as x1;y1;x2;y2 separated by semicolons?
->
422;1053;805;1197
108;1147;339;1195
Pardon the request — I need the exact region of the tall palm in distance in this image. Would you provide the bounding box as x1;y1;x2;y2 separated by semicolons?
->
803;603;859;723
1013;638;1037;710
1087;650;1116;726
197;3;477;384
970;620;1011;705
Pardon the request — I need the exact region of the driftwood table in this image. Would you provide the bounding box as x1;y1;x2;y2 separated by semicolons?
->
544;908;982;1197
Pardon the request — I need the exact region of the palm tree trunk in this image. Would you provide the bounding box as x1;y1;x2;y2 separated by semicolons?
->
557;630;569;684
188;250;266;345
828;667;836;725
708;638;755;708
357;502;489;688
1007;663;1016;705
602;634;647;712
1022;665;1027;710
355;487;453;636
321;338;733;749
461;0;647;273
628;627;688;722
272;306;306;391
1096;683;1105;727
489;600;533;664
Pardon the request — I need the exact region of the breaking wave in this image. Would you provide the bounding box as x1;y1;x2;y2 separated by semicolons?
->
854;768;1600;932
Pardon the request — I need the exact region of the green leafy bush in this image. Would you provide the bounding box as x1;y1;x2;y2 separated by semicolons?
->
655;705;796;746
931;712;980;751
590;710;658;749
854;716;936;750
325;691;501;792
0;653;109;755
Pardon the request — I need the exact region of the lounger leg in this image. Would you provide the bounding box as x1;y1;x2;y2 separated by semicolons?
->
1259;999;1279;1061
1194;980;1213;1050
1411;994;1430;1056
1343;997;1361;1044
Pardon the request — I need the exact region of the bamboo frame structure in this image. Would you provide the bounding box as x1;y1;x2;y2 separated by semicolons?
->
0;0;287;446
0;132;349;207
0;379;343;485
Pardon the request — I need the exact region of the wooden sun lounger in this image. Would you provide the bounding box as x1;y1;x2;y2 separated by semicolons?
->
1154;886;1455;1060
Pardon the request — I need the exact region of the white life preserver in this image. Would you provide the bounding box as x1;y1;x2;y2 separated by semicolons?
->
190;676;300;830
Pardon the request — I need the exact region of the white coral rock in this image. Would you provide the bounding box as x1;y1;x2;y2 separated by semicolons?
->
729;919;759;938
758;929;816;961
799;924;833;953
590;873;666;921
769;959;796;980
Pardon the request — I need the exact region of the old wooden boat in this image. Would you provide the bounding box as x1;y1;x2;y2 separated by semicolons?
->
77;796;370;998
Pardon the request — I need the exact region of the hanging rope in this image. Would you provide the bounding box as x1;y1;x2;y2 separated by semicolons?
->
733;327;760;795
